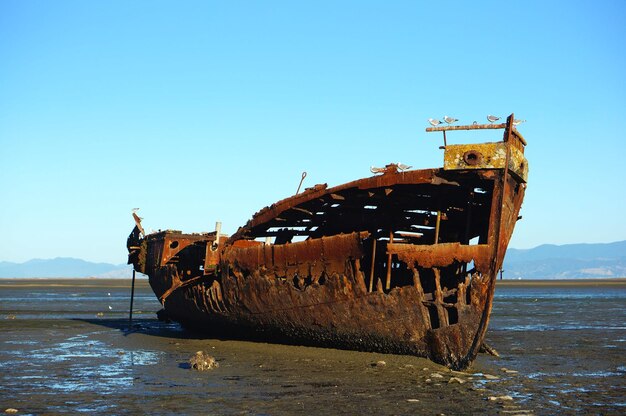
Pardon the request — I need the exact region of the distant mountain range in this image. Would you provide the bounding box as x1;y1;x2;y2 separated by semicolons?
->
0;258;132;278
502;240;626;279
0;240;624;279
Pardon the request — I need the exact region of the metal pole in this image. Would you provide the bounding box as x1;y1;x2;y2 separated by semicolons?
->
385;231;394;291
129;269;136;329
368;238;377;292
434;210;441;244
296;171;307;194
213;221;222;250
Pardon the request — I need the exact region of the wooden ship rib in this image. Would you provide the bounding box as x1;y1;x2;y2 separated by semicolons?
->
127;113;528;370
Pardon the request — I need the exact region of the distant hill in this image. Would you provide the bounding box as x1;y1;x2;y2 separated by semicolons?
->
0;258;132;278
503;241;626;279
0;240;624;279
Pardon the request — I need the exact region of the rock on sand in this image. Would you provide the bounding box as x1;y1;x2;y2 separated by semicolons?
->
189;351;219;371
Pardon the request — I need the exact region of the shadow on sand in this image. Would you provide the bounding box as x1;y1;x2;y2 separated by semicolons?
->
74;317;289;346
74;318;205;339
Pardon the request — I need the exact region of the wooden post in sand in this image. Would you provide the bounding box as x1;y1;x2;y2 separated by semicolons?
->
128;269;136;329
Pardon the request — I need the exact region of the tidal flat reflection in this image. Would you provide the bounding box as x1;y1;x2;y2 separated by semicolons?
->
0;278;624;415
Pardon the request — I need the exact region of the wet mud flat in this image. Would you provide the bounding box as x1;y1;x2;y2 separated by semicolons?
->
484;279;626;414
1;278;625;415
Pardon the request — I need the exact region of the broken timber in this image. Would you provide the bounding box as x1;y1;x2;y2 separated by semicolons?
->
127;113;528;370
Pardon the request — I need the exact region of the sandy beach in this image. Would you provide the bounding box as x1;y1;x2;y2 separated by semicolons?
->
1;278;624;414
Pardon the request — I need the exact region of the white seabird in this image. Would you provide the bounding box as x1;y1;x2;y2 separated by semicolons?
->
443;116;458;125
487;115;500;123
513;119;526;126
428;118;442;127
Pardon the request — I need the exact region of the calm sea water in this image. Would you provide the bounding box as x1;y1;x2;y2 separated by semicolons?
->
0;279;624;415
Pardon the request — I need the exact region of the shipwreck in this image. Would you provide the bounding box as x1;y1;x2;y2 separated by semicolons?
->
127;113;528;370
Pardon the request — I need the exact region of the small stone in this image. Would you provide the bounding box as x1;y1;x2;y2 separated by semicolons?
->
5;409;18;414
422;367;429;371
448;376;465;384
483;374;499;380
372;360;386;367
430;372;444;378
406;399;420;403
425;378;432;383
487;395;513;401
189;351;219;371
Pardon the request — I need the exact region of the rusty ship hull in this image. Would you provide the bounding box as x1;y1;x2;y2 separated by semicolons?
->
128;114;528;370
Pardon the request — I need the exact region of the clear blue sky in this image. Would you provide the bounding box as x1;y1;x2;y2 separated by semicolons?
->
1;1;625;264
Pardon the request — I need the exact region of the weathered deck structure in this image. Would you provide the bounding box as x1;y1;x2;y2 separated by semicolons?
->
127;113;528;369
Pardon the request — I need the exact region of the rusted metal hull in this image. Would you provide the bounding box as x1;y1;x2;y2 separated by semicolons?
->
128;115;527;370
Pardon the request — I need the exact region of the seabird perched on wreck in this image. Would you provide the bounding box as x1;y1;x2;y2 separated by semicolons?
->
428;118;442;127
487;115;500;123
443;115;458;124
